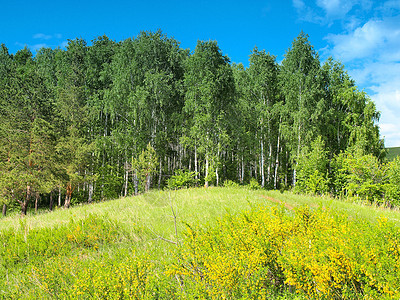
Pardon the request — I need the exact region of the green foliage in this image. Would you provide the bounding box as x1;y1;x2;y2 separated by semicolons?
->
382;157;400;206
223;179;240;188
294;136;329;195
248;177;262;190
0;30;391;210
333;151;386;202
132;143;158;192
167;169;198;190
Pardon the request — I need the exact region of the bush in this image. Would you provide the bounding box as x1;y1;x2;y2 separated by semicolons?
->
169;206;400;299
223;180;240;188
248;178;261;190
295;136;329;195
167;169;198;190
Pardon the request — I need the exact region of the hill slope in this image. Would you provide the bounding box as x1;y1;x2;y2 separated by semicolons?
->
1;187;400;299
387;146;400;161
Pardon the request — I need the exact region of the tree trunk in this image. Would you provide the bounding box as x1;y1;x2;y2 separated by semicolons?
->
49;191;54;211
274;134;280;190
241;155;244;184
158;157;162;189
2;204;6;217
58;186;61;207
294;123;301;187
35;192;40;213
64;183;72;208
22;185;31;216
194;145;198;186
133;171;138;196
145;174;151;192
123;161;129;197
205;155;209;188
21;203;28;216
261;139;265;188
88;182;93;203
216;145;220;187
267;142;272;185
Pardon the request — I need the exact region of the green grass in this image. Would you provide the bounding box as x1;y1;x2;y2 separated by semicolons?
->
1;187;400;299
386;146;400;161
3;187;399;232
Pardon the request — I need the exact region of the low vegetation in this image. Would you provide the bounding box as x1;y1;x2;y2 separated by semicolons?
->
1;187;399;299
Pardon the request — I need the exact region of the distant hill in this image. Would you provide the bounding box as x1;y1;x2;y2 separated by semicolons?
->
386;147;400;161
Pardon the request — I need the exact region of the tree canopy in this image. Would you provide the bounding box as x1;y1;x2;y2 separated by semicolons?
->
0;31;389;215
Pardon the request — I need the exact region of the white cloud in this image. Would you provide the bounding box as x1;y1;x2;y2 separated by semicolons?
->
33;33;53;40
326;20;387;62
292;0;305;10
60;41;68;48
33;33;63;40
31;43;49;51
292;0;368;25
292;0;323;23
316;0;354;18
371;81;400;147
292;0;400;146
325;15;400;147
380;0;400;12
379;122;400;148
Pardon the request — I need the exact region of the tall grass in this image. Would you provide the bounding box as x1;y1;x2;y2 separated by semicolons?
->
1;187;400;299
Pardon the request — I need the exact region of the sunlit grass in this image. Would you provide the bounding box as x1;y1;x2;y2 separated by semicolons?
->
2;187;400;232
1;187;400;299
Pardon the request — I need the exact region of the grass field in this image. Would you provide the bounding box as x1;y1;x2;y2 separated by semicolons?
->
1;187;400;299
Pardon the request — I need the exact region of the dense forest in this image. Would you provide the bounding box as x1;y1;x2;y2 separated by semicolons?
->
1;30;398;215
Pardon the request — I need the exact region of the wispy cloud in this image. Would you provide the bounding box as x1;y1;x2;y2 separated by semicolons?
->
324;14;400;147
291;0;368;25
33;33;63;40
292;0;400;146
60;40;68;48
316;0;354;19
292;0;323;23
31;43;49;51
33;33;53;40
325;20;386;62
15;40;68;53
325;17;400;62
292;0;377;26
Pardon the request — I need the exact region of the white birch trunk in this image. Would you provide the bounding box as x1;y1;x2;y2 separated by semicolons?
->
261;138;265;188
274;134;280;190
205;155;209;188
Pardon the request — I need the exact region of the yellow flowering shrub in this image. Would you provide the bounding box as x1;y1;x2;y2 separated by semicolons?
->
25;251;174;299
3;204;400;299
170;205;400;299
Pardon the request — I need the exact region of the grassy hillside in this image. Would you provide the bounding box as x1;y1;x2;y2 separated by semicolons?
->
386;146;400;161
1;187;400;299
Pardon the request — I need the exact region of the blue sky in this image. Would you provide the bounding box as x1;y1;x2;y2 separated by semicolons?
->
2;0;400;147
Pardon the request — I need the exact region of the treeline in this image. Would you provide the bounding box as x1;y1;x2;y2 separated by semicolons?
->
0;30;393;215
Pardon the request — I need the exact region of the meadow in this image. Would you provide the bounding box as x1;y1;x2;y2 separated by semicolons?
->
1;187;400;299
